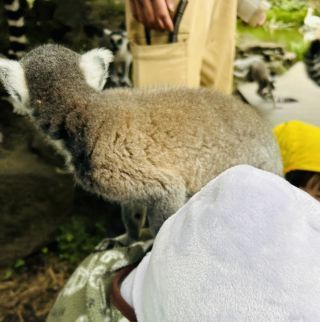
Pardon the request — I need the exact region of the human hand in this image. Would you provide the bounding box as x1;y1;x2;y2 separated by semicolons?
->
129;0;175;32
248;10;267;27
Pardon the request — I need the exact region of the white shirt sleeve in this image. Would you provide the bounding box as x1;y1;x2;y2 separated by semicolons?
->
237;0;269;23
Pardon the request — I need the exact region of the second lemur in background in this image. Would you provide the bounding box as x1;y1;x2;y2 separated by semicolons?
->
103;29;132;88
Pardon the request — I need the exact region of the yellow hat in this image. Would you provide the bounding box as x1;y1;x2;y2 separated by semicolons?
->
274;120;320;175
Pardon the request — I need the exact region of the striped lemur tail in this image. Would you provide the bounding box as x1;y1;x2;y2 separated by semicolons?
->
3;0;28;59
304;39;320;87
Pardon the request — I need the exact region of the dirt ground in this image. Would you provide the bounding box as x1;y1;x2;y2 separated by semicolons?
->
0;255;75;322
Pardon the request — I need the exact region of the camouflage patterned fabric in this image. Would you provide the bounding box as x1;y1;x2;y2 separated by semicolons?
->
47;230;153;322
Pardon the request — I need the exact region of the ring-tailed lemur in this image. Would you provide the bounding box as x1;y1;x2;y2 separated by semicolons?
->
3;0;28;59
0;44;282;236
103;29;132;88
304;39;320;86
1;0;28;103
234;56;275;100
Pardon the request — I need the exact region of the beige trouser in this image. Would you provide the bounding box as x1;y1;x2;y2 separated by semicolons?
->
125;0;238;94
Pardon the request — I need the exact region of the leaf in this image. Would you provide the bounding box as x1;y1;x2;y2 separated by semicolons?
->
3;269;13;280
14;259;26;268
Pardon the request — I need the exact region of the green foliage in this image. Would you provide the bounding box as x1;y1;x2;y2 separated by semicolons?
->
238;23;309;60
2;269;13;280
55;217;107;264
0;217;108;279
268;0;308;11
14;259;26;269
267;8;306;27
266;0;320;27
289;40;309;61
266;0;308;27
237;0;313;61
1;259;26;281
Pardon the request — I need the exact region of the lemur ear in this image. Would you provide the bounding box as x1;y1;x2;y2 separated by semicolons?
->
80;48;113;91
0;59;29;105
103;28;112;36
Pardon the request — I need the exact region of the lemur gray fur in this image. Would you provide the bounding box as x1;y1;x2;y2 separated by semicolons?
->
247;61;275;100
0;45;282;236
234;56;275;101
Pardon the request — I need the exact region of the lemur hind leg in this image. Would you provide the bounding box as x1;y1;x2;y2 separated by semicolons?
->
96;204;148;251
148;183;187;236
120;58;132;87
121;202;147;241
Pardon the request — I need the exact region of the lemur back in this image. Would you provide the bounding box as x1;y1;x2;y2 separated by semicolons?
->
0;45;283;236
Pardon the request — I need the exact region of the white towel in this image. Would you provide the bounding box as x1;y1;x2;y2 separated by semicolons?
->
124;165;320;321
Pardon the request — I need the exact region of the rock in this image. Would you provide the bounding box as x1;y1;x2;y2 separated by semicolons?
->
237;41;286;59
0;173;73;264
235;41;298;88
0;99;123;265
269;61;287;75
0;100;74;265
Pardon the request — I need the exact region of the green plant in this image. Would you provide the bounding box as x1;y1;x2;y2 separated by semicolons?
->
237;0;311;61
55;217;107;264
1;259;26;281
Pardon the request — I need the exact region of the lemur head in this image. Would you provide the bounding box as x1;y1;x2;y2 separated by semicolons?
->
104;29;129;55
0;44;113;116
